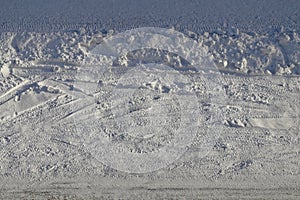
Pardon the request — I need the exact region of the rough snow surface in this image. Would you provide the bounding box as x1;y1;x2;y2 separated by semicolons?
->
0;1;299;199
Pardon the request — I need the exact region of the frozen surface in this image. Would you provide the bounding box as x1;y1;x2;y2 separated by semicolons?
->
0;0;299;199
0;0;299;33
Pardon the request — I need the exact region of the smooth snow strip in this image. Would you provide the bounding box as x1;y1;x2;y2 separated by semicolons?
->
248;117;296;130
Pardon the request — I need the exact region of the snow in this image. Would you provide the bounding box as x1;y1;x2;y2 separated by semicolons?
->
0;0;299;199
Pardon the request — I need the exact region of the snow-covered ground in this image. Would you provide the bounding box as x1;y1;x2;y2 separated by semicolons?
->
0;1;299;199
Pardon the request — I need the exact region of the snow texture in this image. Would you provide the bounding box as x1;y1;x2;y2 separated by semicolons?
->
0;0;299;199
